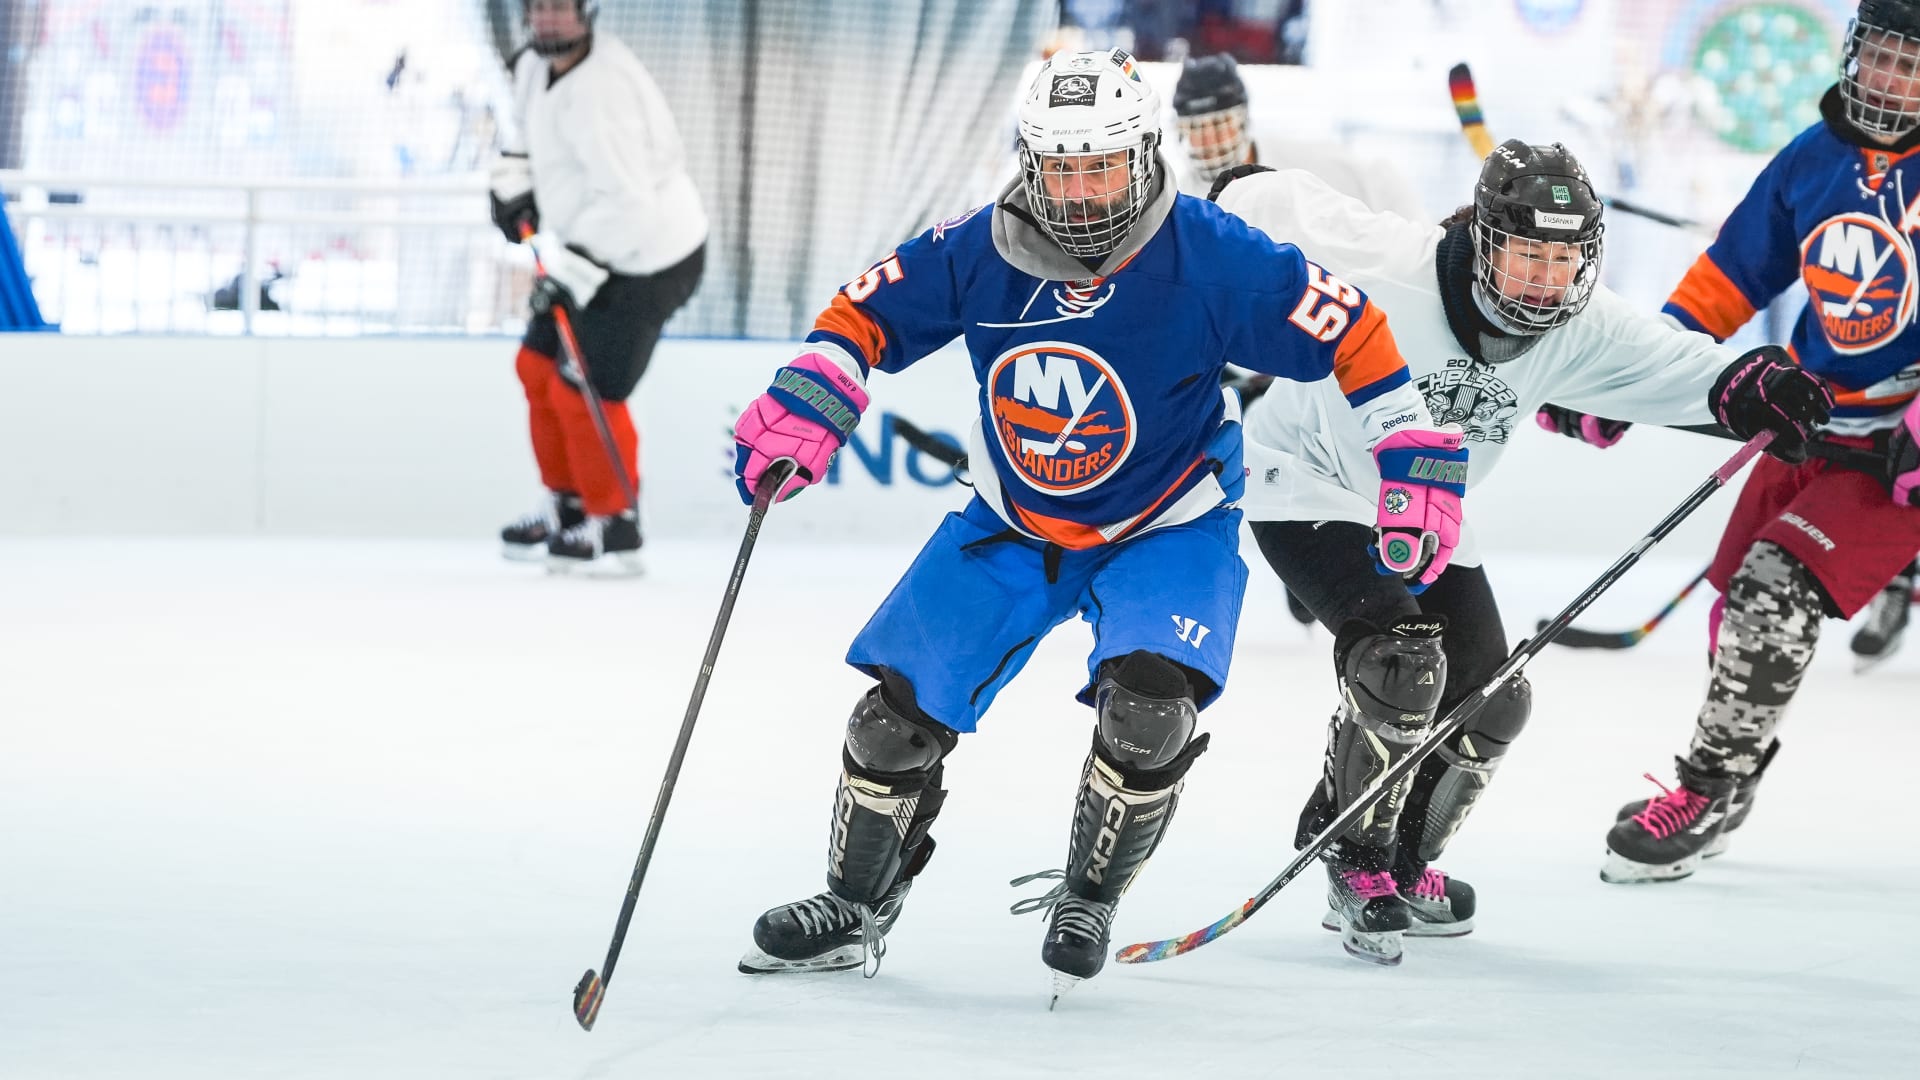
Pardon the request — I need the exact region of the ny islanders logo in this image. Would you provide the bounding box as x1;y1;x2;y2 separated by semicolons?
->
987;342;1135;494
1799;212;1918;354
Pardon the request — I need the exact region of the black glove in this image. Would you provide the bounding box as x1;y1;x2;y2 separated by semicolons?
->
1709;345;1835;463
1536;403;1631;448
1207;162;1276;203
489;152;539;244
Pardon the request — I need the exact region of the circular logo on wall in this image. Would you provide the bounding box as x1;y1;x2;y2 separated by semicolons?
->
1689;3;1834;153
1798;211;1918;354
987;341;1135;495
136;27;190;132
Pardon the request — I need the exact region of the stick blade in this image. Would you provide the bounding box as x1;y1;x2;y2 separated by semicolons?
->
572;969;605;1031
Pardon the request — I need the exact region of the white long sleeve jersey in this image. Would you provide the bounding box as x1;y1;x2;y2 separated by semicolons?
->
1216;169;1729;568
1171;125;1429;223
508;37;708;275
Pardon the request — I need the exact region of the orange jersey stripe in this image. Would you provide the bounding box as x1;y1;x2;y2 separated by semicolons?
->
1331;301;1405;399
812;293;889;368
1009;455;1208;551
1667;252;1757;341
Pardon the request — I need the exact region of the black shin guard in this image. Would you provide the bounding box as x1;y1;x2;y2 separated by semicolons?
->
827;685;955;905
1061;652;1209;903
1300;616;1449;869
1399;675;1530;878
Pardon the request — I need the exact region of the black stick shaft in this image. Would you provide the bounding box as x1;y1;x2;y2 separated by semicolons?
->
521;221;637;513
592;459;795;990
1146;433;1773;953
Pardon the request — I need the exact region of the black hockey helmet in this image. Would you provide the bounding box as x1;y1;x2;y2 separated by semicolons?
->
1469;139;1605;335
524;0;599;57
1173;54;1251;182
1841;0;1920;137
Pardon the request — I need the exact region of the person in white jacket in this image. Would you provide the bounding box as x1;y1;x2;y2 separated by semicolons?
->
489;0;709;575
1209;142;1833;967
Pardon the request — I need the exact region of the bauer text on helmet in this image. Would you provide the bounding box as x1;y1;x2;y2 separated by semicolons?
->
1470;140;1605;336
1017;50;1163;259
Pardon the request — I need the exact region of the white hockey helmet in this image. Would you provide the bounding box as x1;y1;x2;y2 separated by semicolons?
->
1017;49;1163;259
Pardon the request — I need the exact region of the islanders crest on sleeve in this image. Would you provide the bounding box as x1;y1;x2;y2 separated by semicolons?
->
987;340;1136;495
1798;211;1919;353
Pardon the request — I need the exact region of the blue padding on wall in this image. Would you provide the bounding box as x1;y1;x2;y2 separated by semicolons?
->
0;207;52;331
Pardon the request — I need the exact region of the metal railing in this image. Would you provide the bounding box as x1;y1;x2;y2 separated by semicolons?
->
0;172;532;336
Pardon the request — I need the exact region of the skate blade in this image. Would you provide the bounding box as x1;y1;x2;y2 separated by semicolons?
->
501;542;547;563
1599;849;1701;884
736;942;864;975
1325;912;1403;965
1047;969;1083;1010
1405;913;1474;938
546;551;645;578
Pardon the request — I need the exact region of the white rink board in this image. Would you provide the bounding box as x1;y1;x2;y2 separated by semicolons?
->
0;331;1752;560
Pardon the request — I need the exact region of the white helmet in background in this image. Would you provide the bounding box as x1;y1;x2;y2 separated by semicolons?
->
1016;49;1163;259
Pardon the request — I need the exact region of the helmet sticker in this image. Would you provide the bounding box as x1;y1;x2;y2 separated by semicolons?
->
1050;74;1097;108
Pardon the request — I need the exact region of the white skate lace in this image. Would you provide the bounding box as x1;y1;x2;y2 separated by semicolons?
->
788;892;886;979
1008;869;1111;942
555;515;606;554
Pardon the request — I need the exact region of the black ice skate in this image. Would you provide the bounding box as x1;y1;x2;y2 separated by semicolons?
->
1323;862;1410;965
1011;870;1122;1007
1399;865;1476;937
1602;758;1740;884
546;510;642;576
1613;740;1777;860
500;490;582;561
1850;575;1912;673
737;878;914;976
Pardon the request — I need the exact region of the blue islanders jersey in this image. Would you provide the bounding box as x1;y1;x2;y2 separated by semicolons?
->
803;193;1421;549
1664;88;1920;433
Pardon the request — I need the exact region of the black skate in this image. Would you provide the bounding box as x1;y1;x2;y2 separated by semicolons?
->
1602;758;1740;884
500;490;582;562
546;510;643;577
1850;575;1912;673
1323;863;1410;965
737;878;913;976
1011;870;1121;1007
1400;865;1475;938
1613;740;1777;860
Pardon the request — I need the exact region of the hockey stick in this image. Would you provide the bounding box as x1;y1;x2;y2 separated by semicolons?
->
892;416;969;472
571;458;798;1030
520;222;638;514
1535;427;1887;650
1114;432;1776;965
1534;566;1708;650
1446;63;1713;237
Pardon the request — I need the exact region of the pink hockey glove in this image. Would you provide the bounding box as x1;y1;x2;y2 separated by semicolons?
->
1536;403;1630;449
1891;396;1920;508
1372;428;1468;594
733;351;870;504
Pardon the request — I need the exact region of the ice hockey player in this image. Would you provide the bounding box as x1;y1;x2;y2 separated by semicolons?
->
490;0;707;574
1208;140;1833;963
1170;53;1425;220
1601;0;1920;883
728;49;1458;1002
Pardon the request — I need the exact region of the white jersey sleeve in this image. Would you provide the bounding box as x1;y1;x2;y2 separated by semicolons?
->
1532;288;1726;427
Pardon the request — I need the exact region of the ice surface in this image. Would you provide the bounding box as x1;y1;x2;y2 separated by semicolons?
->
1;536;1913;1078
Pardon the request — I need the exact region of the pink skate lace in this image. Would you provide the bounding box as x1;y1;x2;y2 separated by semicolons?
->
1340;870;1399;899
1412;868;1449;902
1629;774;1708;839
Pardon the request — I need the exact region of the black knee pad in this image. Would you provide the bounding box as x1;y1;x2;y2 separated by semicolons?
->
1456;674;1530;754
1092;651;1208;786
843;683;957;780
1335;615;1449;729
